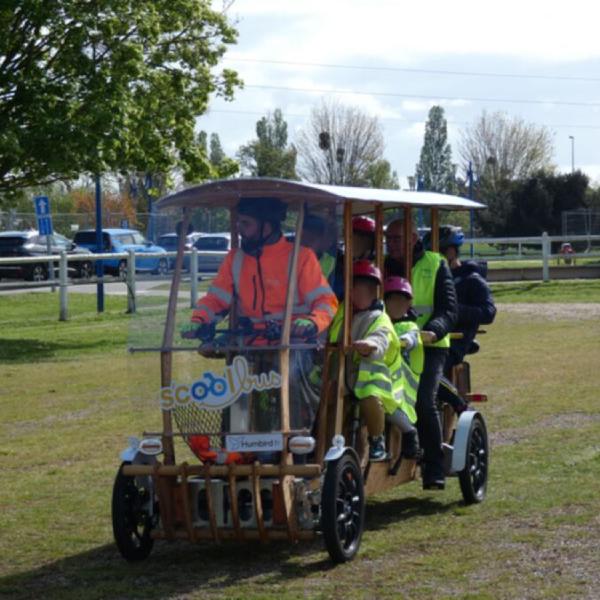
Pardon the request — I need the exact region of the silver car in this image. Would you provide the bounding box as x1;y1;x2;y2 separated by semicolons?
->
193;233;231;272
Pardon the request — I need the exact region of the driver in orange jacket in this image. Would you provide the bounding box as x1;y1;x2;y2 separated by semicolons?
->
186;197;338;339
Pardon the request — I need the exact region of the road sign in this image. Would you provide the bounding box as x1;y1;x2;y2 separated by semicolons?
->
34;195;53;235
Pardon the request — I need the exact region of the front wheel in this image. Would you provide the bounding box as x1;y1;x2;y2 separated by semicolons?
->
112;462;156;561
321;452;365;563
458;415;489;504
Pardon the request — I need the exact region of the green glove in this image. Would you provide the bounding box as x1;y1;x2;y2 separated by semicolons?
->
291;318;317;338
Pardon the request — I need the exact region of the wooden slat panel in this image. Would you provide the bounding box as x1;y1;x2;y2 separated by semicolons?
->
252;462;268;543
227;464;243;541
152;528;316;541
178;463;196;541
123;463;322;478
363;458;419;496
203;464;220;543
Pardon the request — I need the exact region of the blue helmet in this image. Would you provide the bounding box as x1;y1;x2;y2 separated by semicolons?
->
423;226;464;251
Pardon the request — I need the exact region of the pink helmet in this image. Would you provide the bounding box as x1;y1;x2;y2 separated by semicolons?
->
353;259;382;285
384;276;413;299
352;215;376;234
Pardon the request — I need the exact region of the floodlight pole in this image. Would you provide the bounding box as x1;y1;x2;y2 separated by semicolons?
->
569;136;575;173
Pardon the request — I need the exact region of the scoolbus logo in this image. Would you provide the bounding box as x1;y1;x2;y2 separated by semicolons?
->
159;355;281;411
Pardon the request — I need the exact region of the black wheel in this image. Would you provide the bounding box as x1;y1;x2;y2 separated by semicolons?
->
459;415;489;504
77;260;93;280
321;453;365;563
156;258;168;275
118;260;127;281
112;462;156;561
28;264;48;282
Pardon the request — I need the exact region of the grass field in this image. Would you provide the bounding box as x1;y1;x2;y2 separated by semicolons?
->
1;289;600;599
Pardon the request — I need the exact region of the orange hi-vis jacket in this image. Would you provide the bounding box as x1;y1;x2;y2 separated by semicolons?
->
191;236;338;334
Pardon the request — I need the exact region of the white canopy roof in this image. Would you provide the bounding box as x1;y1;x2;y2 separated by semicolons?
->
156;177;486;211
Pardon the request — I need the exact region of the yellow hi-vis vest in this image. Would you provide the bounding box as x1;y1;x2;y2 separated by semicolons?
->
393;320;424;414
412;251;451;349
328;304;417;423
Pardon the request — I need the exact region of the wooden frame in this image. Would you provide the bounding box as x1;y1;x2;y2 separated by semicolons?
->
124;178;485;547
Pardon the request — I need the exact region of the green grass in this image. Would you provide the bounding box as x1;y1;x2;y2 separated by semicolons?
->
491;279;600;303
1;293;599;599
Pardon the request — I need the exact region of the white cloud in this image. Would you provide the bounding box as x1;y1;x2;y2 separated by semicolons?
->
231;0;600;63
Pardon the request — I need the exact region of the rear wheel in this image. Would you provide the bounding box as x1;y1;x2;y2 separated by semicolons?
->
321;453;365;563
112;462;156;561
459;415;489;504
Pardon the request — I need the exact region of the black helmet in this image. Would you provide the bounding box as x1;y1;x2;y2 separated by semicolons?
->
237;197;287;225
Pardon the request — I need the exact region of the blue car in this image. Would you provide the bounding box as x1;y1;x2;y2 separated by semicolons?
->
73;228;168;279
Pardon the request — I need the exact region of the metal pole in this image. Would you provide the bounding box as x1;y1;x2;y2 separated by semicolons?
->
126;248;136;313
569;136;575;173
46;234;56;292
95;174;104;313
59;251;68;321
190;247;198;308
468;161;474;258
542;231;550;282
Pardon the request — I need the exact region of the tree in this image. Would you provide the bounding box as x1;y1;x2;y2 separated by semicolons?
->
0;1;241;195
364;159;399;189
296;100;389;186
415;106;455;193
459;111;554;192
508;171;589;236
238;109;297;178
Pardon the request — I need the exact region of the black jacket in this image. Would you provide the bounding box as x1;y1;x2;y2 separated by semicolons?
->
448;260;496;367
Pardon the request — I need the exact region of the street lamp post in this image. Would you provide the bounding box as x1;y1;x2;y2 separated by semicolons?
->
569;135;575;173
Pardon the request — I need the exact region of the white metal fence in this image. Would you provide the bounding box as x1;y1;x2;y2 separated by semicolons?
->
0;248;219;320
2;233;599;321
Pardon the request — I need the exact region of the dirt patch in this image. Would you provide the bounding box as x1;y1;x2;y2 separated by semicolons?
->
491;411;600;447
498;303;600;321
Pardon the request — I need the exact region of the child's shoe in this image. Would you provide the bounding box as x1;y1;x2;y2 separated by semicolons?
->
368;435;387;461
401;430;420;459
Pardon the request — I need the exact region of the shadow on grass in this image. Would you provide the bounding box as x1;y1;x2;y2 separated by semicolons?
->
0;495;463;600
0;337;120;363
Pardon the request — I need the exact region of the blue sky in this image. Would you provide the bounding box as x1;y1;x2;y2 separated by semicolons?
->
199;0;600;186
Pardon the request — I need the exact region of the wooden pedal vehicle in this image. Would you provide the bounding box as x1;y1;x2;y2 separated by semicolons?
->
113;178;489;563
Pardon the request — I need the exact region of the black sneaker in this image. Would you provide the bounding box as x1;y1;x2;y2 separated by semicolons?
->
369;435;387;461
422;464;445;490
401;430;420;459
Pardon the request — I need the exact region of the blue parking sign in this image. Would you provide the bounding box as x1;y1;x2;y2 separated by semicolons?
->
34;195;53;235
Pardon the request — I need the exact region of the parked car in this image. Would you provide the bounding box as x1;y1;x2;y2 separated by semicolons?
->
0;230;93;281
157;232;204;270
73;228;168;280
193;233;232;271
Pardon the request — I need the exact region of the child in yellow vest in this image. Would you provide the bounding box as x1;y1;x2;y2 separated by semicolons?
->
383;276;423;458
329;261;417;461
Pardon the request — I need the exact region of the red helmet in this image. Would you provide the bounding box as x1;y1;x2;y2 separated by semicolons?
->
384;276;413;299
352;215;376;234
353;259;382;284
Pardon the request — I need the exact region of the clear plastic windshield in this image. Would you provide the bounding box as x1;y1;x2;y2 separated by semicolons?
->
127;198;340;462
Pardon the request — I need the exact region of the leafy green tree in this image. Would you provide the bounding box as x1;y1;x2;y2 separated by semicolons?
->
363;159;399;189
238;109;297;179
416;106;456;193
0;0;241;195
